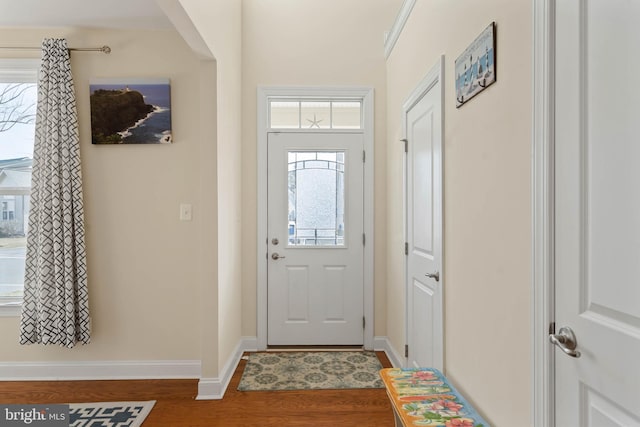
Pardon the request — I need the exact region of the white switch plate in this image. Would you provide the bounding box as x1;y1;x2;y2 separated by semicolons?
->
180;203;192;221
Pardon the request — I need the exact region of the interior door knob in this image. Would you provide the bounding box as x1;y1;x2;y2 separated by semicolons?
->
425;271;440;282
271;253;286;260
549;326;581;358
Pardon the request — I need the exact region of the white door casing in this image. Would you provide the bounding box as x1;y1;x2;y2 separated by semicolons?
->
404;58;444;369
267;132;364;345
532;0;555;423
256;87;374;350
553;0;640;425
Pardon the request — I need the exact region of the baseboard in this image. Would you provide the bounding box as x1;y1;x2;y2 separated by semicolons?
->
196;336;257;400
196;336;403;400
0;337;401;384
0;359;201;381
374;336;404;368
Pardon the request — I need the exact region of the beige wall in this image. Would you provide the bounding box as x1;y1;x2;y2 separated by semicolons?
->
386;1;532;425
240;0;401;339
0;27;208;363
0;4;535;419
177;0;243;376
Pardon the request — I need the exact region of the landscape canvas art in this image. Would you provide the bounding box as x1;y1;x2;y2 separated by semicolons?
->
455;22;496;108
89;78;172;144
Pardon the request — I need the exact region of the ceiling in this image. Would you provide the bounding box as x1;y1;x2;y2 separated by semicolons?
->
0;0;173;29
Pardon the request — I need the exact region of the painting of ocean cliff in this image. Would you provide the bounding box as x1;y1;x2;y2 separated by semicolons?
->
89;78;172;144
455;22;496;108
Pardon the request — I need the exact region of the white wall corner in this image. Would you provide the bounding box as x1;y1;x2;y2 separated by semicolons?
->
196;336;257;400
374;336;404;368
196;377;223;401
156;0;214;60
0;360;201;381
384;0;417;59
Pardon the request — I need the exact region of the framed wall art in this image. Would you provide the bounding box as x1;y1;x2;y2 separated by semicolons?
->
89;78;172;144
455;22;496;108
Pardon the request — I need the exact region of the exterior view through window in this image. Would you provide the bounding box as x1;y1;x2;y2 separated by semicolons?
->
288;151;345;246
0;70;37;307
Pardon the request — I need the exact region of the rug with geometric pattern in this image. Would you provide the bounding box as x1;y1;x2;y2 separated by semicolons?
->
237;351;384;391
69;401;155;427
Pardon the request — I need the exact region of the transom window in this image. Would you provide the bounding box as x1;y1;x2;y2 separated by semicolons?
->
270;100;362;129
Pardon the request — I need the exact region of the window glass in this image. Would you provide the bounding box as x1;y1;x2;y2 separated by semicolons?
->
288;151;345;247
269;99;362;129
301;101;330;129
270;101;299;129
0;61;37;308
331;101;361;129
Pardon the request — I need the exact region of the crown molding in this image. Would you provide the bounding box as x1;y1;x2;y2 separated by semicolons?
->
384;0;417;59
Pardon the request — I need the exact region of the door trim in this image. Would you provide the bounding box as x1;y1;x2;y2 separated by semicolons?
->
532;0;555;426
256;86;375;350
403;56;444;368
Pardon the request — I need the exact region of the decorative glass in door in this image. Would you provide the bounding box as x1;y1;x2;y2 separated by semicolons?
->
287;151;345;246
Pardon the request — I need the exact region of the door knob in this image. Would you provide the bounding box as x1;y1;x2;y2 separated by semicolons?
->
549;326;581;358
425;271;440;282
271;253;286;260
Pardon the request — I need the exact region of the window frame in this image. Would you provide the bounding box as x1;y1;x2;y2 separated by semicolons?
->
0;58;39;316
257;86;375;350
268;98;363;130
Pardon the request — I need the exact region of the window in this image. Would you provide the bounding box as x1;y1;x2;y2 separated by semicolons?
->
0;59;38;312
287;151;345;247
270;100;362;129
2;198;16;220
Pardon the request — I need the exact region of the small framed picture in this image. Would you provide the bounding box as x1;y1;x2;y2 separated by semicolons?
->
89;78;172;144
455;22;496;108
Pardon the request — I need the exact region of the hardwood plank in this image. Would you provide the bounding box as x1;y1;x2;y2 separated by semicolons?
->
0;351;395;426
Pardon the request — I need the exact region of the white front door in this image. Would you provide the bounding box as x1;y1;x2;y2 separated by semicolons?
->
554;0;640;424
405;60;443;369
267;132;364;345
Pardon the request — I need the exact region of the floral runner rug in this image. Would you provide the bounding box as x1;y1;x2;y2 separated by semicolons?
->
237;351;384;391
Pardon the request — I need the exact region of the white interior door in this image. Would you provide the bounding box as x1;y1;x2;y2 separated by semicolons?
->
554;0;640;424
267;132;364;345
405;62;443;369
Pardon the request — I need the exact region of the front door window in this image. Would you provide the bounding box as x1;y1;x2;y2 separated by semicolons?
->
287;151;345;247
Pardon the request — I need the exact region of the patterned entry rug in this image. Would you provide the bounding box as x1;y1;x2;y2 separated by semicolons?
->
69;401;155;427
238;351;384;391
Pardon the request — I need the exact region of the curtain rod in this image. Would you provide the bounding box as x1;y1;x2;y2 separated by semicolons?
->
0;45;111;54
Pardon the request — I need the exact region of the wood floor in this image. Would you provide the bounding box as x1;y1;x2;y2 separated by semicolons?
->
0;351;395;426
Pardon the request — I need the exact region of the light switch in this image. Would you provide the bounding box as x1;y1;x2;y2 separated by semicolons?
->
180;203;192;221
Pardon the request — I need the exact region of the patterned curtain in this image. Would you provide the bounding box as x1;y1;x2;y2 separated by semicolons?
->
19;38;90;347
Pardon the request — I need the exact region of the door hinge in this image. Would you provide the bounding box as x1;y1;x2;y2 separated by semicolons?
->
363;316;366;329
363;150;366;163
401;138;408;153
404;344;409;358
549;322;556;335
405;242;408;255
363;233;366;245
